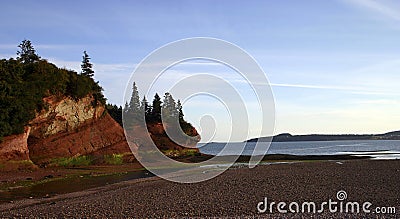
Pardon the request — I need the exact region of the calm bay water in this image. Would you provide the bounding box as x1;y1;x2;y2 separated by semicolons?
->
198;140;400;159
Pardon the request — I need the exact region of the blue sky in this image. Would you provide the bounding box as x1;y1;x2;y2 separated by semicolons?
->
1;0;400;141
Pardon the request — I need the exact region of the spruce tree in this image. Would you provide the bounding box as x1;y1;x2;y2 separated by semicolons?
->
17;39;40;64
81;51;94;78
162;92;178;121
129;82;141;113
140;96;151;120
177;99;184;123
151;93;162;122
124;102;129;113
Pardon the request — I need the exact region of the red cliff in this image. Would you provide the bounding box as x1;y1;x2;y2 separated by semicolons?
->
0;95;134;167
0;127;30;161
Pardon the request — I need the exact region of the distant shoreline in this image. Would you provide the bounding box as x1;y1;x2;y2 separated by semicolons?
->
247;130;400;142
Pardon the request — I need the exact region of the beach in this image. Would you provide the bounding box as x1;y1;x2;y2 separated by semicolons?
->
0;159;398;218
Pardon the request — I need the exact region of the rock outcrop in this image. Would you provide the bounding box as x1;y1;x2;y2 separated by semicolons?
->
0;94;200;167
29;96;104;138
147;122;201;151
0;95;134;166
0;127;31;161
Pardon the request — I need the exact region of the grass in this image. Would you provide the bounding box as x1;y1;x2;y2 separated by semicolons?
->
162;149;200;158
51;154;131;167
163;149;181;157
182;149;200;156
52;155;94;167
104;154;124;165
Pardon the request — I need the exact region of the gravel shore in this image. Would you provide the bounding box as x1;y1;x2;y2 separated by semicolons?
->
1;159;399;218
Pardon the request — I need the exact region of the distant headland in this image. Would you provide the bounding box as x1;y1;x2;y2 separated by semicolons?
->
247;130;400;142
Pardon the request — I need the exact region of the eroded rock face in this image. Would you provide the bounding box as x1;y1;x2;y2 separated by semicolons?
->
26;95;134;165
0;127;30;161
0;94;200;166
0;95;135;166
147;122;201;151
29;96;104;138
28;113;133;165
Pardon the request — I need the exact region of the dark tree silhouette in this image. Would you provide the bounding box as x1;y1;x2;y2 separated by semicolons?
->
106;104;122;126
177;99;184;122
151;93;162;122
17;39;40;64
81;51;94;78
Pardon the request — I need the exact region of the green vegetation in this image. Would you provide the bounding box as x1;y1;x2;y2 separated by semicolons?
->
0;40;106;138
106;104;123;126
16;40;40;64
81;51;94;78
123;82;197;137
104;154;124;165
182;149;200;156
50;154;131;167
162;149;200;158
52;156;94;167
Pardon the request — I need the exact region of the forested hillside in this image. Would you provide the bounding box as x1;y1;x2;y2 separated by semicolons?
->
0;40;105;139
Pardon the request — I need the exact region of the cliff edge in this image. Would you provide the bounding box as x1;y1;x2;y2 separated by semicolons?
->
0;95;134;166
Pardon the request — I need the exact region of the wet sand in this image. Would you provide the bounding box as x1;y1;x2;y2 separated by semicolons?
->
0;159;399;218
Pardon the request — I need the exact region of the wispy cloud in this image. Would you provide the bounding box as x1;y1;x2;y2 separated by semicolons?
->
36;44;85;50
270;82;400;96
346;0;400;21
271;83;357;91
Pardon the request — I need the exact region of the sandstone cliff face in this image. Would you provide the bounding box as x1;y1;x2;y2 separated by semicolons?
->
28;113;133;165
29;96;104;138
0;95;134;166
147;122;201;151
0;95;200;166
0;127;30;161
27;95;134;165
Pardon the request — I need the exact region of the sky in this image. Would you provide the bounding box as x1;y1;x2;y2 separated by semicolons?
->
1;0;400;142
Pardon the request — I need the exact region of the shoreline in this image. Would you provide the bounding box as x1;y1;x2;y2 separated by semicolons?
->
0;159;398;217
0;153;368;204
0;154;377;204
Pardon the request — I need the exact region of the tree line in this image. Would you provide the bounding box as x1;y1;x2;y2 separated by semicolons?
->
0;40;105;139
122;82;193;134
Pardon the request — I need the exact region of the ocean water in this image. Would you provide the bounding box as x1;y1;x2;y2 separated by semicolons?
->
198;140;400;159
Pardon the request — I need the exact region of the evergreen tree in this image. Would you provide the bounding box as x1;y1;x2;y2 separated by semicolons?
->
140;96;150;120
145;102;152;118
129;82;141;114
0;42;107;138
16;39;40;64
151;93;162;122
162;92;178;122
177;99;184;123
81;51;94;78
124;102;129;113
106;104;122;126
